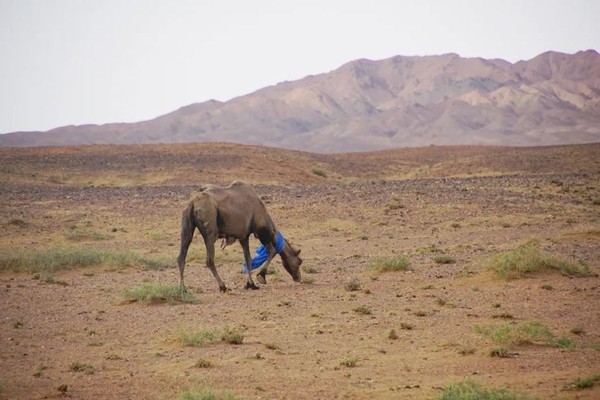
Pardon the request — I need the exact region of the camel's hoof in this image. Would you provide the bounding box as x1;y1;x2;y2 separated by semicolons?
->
219;285;228;293
257;274;267;285
245;281;260;290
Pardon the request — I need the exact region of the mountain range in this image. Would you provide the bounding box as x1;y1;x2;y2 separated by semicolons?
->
2;50;599;152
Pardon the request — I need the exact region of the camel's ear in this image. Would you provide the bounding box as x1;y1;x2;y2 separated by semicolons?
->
295;248;301;256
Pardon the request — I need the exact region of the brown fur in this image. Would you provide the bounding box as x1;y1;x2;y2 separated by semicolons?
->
177;181;302;292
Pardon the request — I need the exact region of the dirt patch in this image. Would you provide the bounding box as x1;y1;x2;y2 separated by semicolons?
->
1;143;599;399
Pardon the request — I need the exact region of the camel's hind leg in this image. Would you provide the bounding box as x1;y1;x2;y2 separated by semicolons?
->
177;205;195;292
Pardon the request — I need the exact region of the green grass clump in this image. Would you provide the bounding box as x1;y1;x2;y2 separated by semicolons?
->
0;245;167;274
177;327;244;347
368;255;411;272
439;379;539;400
474;321;557;347
564;374;600;390
123;283;198;304
177;329;219;347
554;336;576;349
485;243;590;279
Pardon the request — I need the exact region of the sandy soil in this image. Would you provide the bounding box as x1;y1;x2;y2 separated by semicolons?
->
1;143;599;399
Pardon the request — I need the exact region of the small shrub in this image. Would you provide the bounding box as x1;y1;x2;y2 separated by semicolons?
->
33;363;48;378
352;305;372;315
570;326;584;335
386;202;405;211
264;343;280;350
344;278;361;292
69;362;95;374
416;244;444;254
195;358;213;368
123;283;198;304
340;357;358;368
400;322;414;330
458;346;476;356
221;329;244;345
438;379;539;400
302;265;319;274
312;169;327;178
388;329;398;340
8;218;27;227
490;347;511;358
434;255;456;264
368;255;411;272
485;243;590;279
492;313;514;320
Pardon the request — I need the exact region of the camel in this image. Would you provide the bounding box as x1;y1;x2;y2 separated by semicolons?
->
177;181;302;292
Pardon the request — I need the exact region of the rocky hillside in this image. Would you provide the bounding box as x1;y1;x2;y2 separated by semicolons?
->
2;50;599;152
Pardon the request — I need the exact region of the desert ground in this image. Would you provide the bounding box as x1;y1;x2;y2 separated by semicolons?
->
0;142;599;399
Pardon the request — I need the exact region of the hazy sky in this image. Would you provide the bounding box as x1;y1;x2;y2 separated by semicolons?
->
1;0;598;133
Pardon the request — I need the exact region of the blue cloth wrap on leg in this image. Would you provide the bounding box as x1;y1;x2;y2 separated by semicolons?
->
242;231;285;274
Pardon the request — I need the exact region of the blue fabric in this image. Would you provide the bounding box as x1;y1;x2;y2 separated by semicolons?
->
242;231;285;273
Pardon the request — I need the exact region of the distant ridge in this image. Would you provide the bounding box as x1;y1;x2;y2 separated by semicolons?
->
2;50;599;153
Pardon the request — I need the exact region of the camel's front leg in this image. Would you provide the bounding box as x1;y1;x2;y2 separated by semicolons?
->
240;238;259;290
256;242;277;285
